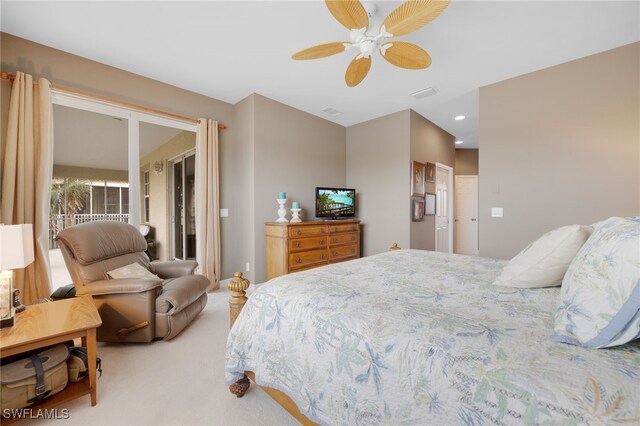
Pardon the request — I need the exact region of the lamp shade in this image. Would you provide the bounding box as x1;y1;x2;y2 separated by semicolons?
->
0;224;35;270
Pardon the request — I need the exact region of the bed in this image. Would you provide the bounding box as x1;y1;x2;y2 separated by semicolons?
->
225;249;640;425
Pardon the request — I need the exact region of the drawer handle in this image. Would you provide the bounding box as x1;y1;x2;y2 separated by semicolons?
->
321;253;325;259
296;229;302;236
296;257;302;264
351;236;356;241
321;240;325;245
333;251;338;256
295;242;301;248
333;238;338;243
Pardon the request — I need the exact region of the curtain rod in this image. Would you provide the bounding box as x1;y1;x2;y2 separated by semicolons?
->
0;72;226;130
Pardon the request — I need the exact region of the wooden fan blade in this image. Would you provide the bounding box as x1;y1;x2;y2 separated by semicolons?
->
383;0;450;37
381;42;432;69
325;0;369;31
292;42;348;60
345;55;371;87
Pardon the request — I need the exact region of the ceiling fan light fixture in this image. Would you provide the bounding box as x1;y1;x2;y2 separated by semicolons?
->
293;0;450;87
455;140;464;145
454;115;466;121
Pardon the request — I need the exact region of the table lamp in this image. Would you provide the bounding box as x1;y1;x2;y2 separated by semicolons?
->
0;224;34;328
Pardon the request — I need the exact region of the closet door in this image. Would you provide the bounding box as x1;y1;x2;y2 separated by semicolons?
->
435;164;453;253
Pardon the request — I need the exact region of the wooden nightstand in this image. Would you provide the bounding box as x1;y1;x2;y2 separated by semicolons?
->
0;296;102;420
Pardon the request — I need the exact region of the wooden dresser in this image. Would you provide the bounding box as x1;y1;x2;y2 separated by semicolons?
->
266;219;361;280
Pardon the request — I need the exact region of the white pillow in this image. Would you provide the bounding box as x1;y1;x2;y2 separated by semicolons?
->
493;224;592;288
552;217;640;348
108;262;159;280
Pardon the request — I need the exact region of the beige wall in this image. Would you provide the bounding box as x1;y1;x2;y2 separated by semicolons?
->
52;165;128;182
455;149;479;175
139;131;196;261
479;42;640;259
409;111;455;251
232;95;256;282
252;94;346;283
0;32;241;279
347;110;411;255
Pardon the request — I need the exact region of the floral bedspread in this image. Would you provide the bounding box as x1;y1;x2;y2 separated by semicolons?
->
225;250;640;425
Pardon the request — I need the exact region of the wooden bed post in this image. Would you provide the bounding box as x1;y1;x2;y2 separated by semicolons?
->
228;272;250;328
228;272;251;398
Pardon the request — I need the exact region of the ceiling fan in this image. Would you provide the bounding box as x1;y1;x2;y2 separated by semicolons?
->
292;0;450;87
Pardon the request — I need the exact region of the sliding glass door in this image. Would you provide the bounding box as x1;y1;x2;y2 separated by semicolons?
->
49;91;198;286
169;151;196;260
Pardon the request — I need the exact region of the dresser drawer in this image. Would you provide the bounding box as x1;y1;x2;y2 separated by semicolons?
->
289;236;327;252
290;261;329;273
329;223;359;234
289;249;327;268
329;244;359;260
289;226;327;238
329;232;359;246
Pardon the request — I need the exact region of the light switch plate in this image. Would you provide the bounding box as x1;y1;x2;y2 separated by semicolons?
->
220;208;229;217
491;208;504;218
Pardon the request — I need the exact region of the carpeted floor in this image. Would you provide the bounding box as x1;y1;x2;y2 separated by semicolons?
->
25;288;297;426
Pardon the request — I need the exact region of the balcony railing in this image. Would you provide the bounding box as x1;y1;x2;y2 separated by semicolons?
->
49;213;129;249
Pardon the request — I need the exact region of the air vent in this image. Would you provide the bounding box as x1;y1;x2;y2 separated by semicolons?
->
322;107;343;116
410;87;438;99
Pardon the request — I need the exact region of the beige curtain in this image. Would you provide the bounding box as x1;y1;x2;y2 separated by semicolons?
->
1;72;53;304
195;119;221;290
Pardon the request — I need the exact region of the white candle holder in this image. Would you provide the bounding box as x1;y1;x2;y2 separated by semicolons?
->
276;198;289;223
290;208;302;223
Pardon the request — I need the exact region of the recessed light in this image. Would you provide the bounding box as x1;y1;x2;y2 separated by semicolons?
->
454;115;466;121
455;140;464;145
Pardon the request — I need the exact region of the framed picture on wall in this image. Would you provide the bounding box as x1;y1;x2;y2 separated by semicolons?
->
411;161;426;197
425;162;436;182
425;192;436;215
412;199;425;222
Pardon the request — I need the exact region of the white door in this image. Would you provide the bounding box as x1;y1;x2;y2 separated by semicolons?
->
435;163;453;253
454;175;479;255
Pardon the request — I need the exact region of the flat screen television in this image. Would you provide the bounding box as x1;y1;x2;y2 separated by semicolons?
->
315;187;356;219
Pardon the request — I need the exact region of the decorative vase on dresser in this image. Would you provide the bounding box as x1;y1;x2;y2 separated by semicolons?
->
265;219;361;280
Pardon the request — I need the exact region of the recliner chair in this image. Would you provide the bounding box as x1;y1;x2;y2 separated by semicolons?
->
56;221;209;343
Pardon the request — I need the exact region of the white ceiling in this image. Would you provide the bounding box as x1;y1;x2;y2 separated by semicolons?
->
4;1;639;149
53;105;183;170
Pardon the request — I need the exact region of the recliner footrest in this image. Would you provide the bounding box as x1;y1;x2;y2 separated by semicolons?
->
155;274;209;315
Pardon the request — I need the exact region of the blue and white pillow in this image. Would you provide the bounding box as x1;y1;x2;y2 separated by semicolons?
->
552;217;640;348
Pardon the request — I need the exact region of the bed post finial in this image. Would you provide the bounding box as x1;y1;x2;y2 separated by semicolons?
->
228;271;250;328
389;243;401;251
228;272;251;398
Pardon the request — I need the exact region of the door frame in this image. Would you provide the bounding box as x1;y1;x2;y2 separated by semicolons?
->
51;90;198;228
454;175;479;255
434;162;454;254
